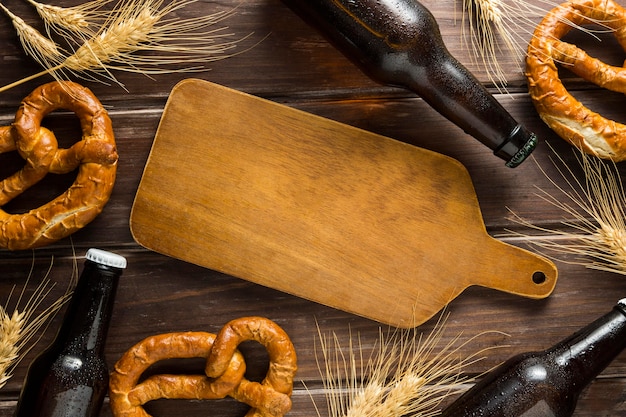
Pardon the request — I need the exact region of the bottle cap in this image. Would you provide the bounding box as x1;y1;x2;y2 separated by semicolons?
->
494;124;538;168
86;248;127;269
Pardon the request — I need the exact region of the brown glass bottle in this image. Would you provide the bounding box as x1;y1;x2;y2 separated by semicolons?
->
13;248;126;417
282;0;537;167
440;298;626;416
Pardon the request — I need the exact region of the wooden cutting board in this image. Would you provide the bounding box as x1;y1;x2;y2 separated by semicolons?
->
130;79;557;328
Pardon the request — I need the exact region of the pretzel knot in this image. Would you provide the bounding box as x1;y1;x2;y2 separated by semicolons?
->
526;0;626;160
0;81;118;250
109;317;298;417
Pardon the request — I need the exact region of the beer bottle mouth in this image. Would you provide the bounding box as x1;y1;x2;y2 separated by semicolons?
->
495;124;538;168
86;248;127;269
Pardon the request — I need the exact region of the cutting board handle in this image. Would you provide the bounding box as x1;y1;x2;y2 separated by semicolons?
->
471;237;557;298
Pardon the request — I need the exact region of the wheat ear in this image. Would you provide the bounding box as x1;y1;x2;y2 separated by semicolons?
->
0;3;62;65
462;0;515;92
1;0;245;93
508;146;626;275
460;0;609;93
25;0;111;39
0;255;76;388
314;313;506;417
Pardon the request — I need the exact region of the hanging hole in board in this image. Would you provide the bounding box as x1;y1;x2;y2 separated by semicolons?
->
532;271;547;285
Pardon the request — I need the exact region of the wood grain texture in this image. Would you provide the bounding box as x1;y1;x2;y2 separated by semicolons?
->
1;0;626;415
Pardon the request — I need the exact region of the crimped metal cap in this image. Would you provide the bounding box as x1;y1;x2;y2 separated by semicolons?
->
86;248;127;269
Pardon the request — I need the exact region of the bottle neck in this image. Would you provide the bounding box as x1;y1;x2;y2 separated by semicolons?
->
53;260;121;354
551;302;626;388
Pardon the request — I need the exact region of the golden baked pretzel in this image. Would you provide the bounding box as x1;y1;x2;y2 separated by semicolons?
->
0;81;118;250
109;317;298;417
526;0;626;160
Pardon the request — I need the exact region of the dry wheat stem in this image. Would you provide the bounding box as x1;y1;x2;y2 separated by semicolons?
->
0;254;76;388
508;146;626;275
0;0;245;93
313;313;506;417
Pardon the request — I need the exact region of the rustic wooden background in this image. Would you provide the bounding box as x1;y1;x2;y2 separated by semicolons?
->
2;0;626;415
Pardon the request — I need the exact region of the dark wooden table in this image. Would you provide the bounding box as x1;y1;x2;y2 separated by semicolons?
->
2;0;626;415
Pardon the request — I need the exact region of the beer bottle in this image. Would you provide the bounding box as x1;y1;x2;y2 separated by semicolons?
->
282;0;538;167
440;298;626;416
14;248;127;417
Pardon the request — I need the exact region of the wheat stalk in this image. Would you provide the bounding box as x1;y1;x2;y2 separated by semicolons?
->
508;146;626;275
313;313;505;417
0;254;76;388
0;0;246;93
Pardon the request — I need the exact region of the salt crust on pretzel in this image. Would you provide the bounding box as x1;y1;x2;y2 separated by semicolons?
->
0;81;117;250
526;0;626;160
109;317;297;417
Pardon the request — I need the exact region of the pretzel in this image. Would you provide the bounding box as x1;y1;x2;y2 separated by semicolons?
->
0;81;118;250
109;317;298;417
526;0;626;160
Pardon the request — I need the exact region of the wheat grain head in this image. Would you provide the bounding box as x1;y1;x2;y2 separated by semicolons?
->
1;0;246;92
459;0;611;93
0;3;62;65
25;0;111;39
508;146;626;275
0;255;76;389
313;313;504;417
